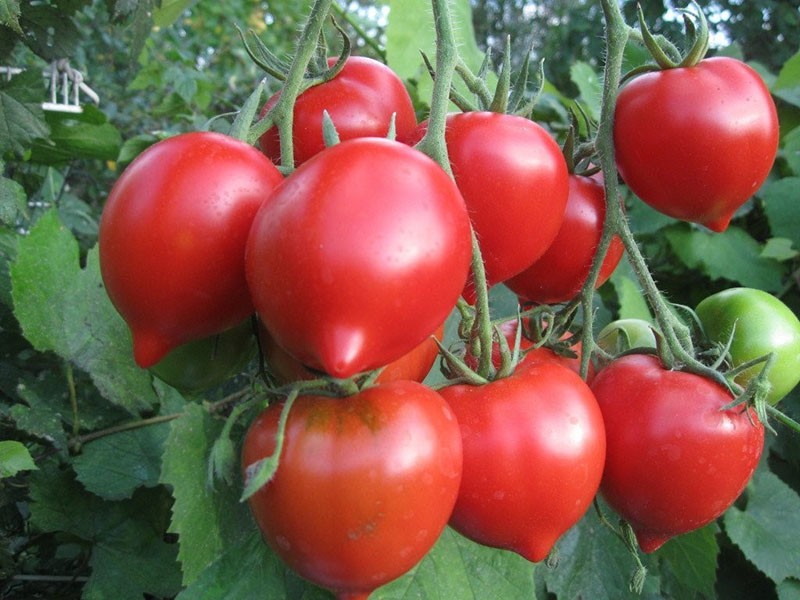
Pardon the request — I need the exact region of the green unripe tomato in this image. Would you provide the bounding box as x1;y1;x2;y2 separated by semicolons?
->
597;319;658;356
150;319;256;394
696;288;800;406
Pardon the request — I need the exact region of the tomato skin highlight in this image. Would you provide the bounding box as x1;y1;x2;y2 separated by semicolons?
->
440;363;606;562
245;138;472;379
505;174;624;305
98;132;283;367
590;354;764;553
259;56;418;167
696;287;800;405
614;57;779;232
241;381;463;599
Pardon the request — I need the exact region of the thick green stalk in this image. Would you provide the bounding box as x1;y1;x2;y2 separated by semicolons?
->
250;0;334;170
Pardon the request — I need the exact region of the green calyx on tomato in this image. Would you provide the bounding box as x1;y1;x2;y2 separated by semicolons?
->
696;287;800;406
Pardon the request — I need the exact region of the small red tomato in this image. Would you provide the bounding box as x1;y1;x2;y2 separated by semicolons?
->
440;363;606;562
259;56;418;167
614;57;779;231
505;174;624;304
591;354;764;553
99;132;283;367
242;381;462;599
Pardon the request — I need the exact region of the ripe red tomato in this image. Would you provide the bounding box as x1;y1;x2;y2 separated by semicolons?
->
505;174;624;304
614;57;779;232
151;319;255;393
259;56;418;167
241;381;462;598
99;132;283;367
416;112;569;301
439;363;606;562
590;354;764;553
245;138;472;378
259;321;444;385
696;287;800;405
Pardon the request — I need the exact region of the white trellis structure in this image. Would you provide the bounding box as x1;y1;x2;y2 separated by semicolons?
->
0;59;100;114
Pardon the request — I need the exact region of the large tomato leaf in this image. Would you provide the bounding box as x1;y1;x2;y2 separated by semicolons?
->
160;402;257;587
657;524;720;599
723;466;800;585
374;527;536;599
763;177;800;249
10;210;157;414
0;69;50;155
664;224;784;292
773;48;800;108
28;464;182;600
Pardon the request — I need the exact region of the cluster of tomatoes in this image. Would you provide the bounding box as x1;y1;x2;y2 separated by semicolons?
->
97;50;799;599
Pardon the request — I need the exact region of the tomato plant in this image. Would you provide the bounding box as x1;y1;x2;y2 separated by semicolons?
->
505;174;624;305
245;137;472;378
98;132;284;368
259;56;418;166
241;381;462;599
590;354;765;553
696;287;800;405
150;319;256;393
439;362;606;562
614;57;779;232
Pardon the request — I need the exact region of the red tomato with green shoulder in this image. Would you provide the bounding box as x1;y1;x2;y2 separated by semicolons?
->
590;353;764;553
245;138;472;379
696;287;800;405
614;57;779;232
99;132;283;367
259;56;418;167
439;363;606;562
505;174;624;304
241;381;462;599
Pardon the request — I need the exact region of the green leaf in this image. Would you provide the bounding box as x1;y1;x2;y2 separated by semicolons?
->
160;403;255;586
30;106;122;165
0;69;50;155
0;172;27;226
0;440;37;477
10;372;71;452
11;210;157;414
0;0;22;34
763;177;800;249
658;524;719;599
664;225;784;292
724;467;800;584
375;527;536;599
29;465;182;599
153;0;192;27
176;529;329;600
73;422;170;500
781;126;800;176
761;238;799;262
18;4;80;60
0;227;18;306
569;61;602;122
773;48;800;108
543;509;657;600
